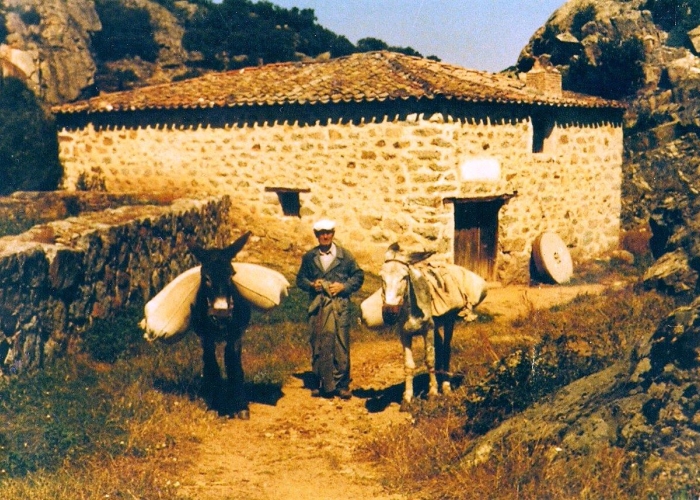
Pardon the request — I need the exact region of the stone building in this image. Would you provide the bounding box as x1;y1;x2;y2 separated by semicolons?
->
52;51;624;283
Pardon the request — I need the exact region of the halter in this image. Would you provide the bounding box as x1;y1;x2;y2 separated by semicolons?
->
381;258;430;331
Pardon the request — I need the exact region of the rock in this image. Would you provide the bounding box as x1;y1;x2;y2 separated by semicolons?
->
461;296;700;483
643;248;697;294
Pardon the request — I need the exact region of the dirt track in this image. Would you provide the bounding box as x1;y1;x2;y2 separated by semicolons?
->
177;283;605;500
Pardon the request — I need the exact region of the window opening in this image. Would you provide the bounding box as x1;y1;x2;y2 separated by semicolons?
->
265;187;309;217
532;115;554;154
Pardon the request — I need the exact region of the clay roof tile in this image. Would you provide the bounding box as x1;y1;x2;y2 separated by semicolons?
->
51;51;622;116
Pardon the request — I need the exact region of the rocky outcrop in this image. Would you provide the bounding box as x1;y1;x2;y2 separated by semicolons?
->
463;294;700;485
0;0;194;105
518;0;700;235
2;0;102;104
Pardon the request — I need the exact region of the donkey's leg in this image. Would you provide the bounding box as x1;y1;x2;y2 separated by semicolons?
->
200;336;222;410
434;318;447;391
440;313;456;394
424;326;438;399
224;336;249;419
400;333;416;411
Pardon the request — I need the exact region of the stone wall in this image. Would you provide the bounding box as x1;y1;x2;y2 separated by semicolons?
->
57;100;623;283
0;196;232;376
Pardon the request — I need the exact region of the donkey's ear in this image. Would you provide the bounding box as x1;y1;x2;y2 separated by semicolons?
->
224;231;251;260
190;245;207;263
407;251;434;265
385;242;401;261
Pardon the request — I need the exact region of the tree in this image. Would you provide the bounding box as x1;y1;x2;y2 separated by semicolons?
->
0;78;62;195
566;37;646;100
92;0;159;63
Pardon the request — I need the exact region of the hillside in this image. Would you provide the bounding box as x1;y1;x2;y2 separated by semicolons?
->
0;0;434;105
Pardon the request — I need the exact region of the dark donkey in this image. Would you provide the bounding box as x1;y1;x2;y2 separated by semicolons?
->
190;231;252;419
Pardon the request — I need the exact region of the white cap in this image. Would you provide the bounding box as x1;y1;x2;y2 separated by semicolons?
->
313;218;336;231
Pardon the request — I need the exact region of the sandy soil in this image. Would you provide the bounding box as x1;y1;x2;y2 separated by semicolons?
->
176;282;606;500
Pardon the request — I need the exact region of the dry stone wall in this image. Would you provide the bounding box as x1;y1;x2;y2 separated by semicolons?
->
0;196;231;376
58;103;623;283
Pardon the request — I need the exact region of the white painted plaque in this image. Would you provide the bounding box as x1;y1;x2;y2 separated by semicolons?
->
459;157;500;181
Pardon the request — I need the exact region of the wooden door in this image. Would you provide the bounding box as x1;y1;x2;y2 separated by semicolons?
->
454;200;503;280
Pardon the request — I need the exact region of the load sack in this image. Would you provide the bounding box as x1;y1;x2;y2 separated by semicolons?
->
420;263;487;319
360;264;487;328
141;263;290;342
360;288;384;328
232;262;290;310
140;266;201;343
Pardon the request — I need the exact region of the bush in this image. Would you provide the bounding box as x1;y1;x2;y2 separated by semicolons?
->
0;11;7;43
570;2;596;39
0;78;62;195
566;37;646;99
645;0;700;32
93;0;159;63
82;304;145;363
19;8;41;26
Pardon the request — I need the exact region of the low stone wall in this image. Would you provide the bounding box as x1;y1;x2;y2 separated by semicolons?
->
0;191;175;231
0;196;232;376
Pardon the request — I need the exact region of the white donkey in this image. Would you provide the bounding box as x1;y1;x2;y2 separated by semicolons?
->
378;243;462;410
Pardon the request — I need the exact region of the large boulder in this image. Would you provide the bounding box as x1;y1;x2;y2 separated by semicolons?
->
0;0;195;105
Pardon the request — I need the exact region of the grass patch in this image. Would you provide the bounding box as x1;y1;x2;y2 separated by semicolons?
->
0;286;316;497
360;286;682;499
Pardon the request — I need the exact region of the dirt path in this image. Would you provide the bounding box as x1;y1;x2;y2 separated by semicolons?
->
177;283;606;500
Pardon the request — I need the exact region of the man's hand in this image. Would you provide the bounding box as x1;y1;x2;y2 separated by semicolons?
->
328;282;345;297
313;279;324;292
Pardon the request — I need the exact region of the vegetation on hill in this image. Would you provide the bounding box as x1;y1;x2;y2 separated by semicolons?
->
177;0;436;71
0;78;61;195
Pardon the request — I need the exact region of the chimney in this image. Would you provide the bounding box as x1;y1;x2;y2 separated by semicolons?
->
525;57;562;97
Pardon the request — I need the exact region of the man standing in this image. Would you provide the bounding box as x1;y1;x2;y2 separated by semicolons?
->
296;219;364;399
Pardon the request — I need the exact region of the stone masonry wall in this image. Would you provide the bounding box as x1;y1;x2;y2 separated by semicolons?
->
57;105;623;283
0;197;231;376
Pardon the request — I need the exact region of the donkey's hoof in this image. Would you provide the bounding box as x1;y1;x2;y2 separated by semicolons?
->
441;382;452;395
399;400;412;412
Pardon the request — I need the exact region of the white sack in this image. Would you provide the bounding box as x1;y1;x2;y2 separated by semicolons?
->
360;288;384;328
232;262;290;310
141;266;201;342
141;263;290;342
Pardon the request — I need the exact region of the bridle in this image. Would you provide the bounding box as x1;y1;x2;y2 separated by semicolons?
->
381;258;415;323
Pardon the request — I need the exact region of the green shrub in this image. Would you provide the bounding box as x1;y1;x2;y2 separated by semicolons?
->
82;304;145;363
0;11;7;43
644;0;700;32
566;37;646;99
571;2;596;39
0;78;62;195
75;167;107;192
93;0;159;62
461;288;674;435
19;8;41;26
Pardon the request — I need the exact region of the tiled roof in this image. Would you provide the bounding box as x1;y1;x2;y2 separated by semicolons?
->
51;51;622;115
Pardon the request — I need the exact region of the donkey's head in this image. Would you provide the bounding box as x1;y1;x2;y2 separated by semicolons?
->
379;242;434;325
190;231;251;321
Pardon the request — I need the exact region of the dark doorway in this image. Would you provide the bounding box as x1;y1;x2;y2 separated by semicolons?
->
453;199;506;280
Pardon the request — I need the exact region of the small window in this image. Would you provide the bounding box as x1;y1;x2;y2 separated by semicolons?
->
265;187;309;217
532;115;554;154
